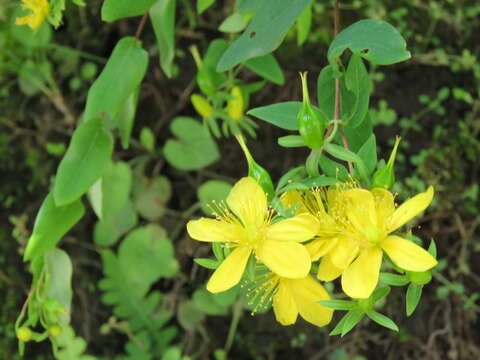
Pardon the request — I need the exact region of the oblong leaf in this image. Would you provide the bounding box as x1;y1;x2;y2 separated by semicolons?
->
217;0;313;71
247;101;300;130
318;299;357;310
150;0;176;78
54;117;114;206
24;193;85;261
366;310;399;331
83;37;148;123
245;54;284;85
102;0;157;22
328;19;411;66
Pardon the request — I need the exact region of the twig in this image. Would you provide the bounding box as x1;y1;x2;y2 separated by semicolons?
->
135;14;148;39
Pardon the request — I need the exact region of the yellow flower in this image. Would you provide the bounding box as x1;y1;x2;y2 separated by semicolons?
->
248;272;333;327
16;0;49;30
187;177;319;293
313;186;438;299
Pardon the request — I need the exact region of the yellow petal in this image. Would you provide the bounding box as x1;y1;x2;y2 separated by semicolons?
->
329;237;359;269
344;189;380;242
387;186;434;232
266;213;318;242
273;279;298;325
289;276;333;327
341;247;383;299
206;246;252;293
257;240;311;278
372;187;395;220
317;256;343;282
227;177;267;227
187;218;243;242
306;237;338;261
280;190;307;214
381;235;437;272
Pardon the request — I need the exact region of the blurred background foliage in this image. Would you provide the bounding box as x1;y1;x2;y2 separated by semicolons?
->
1;0;479;359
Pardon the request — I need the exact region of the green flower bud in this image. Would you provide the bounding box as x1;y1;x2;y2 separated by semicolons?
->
407;270;432;286
16;327;32;342
297;72;326;149
227;86;244;120
235;134;275;200
191;94;214;118
48;324;62;337
372;136;401;189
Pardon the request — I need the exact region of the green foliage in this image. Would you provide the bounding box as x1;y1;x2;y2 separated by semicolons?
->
24;194;85;261
217;0;313;71
83;37;149;123
101;0;157;22
327;19;411;66
54;116;114;206
99;227;178;356
149;0;177;78
163;117;219;170
197;180;232;215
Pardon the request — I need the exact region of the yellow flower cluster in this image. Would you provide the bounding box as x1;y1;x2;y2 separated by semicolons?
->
187;177;437;327
16;0;49;30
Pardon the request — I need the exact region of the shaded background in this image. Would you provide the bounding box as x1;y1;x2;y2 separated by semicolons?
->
1;0;479;359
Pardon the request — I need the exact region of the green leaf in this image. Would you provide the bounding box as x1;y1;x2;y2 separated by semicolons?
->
101;0;157;22
212;286;239;307
163;117;220;170
428;239;437;258
357;134;377;174
194;258;219;270
296;4;311;46
323;143;370;186
406;283;423;316
278;176;338;193
94;201;138;247
278;135;305;148
219;13;250;33
54;117;114;206
197;180;232;215
193;289;228;315
237;0;260;14
140;127;156;152
343;112;373;152
89;162;132;219
212;242;224;261
329;312;349;336
45;248;73;323
248;101;300;130
116;87;140;149
370;286;391;304
197;0;215;14
24;193;84;261
316;65;354;121
56;326;95;360
318;156;349;181
344;54;371;127
379;273;409;286
119;227;179;284
177;301;205;330
244;54;284;85
341;309;364;336
83;37;148;123
133;176;172;221
366;310;399;331
162;347;182;360
318;300;357;311
150;0;176;78
217;0;313;71
327;19;411;66
276;166;306;190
